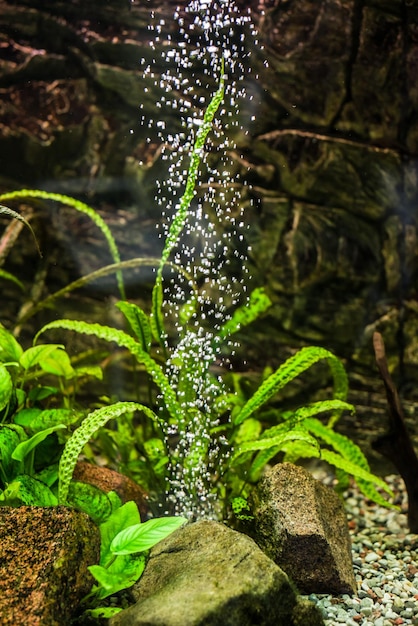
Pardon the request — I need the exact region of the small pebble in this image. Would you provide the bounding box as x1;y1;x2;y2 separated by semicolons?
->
302;474;418;625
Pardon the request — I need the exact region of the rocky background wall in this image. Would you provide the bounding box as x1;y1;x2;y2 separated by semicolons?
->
1;0;418;470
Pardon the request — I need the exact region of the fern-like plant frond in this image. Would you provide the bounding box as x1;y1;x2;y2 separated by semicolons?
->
233;346;348;426
0;190;124;299
35;319;182;420
151;60;225;345
59;401;158;503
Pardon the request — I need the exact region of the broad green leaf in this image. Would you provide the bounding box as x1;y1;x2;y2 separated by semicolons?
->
20;344;65;371
111;516;187;555
99;500;141;567
0;364;13;412
0;325;23;363
11;424;66;462
0;474;57;506
14;408;81;432
88;554;146;599
38;348;75;378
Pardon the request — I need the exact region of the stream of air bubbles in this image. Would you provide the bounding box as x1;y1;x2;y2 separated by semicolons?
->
140;1;260;519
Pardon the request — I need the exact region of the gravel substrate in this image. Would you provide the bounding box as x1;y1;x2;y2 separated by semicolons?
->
304;474;418;625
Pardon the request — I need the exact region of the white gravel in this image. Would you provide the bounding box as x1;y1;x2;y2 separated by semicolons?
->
303;474;418;625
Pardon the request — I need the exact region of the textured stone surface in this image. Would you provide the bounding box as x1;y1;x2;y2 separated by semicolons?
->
0;506;100;626
250;463;356;595
109;520;324;626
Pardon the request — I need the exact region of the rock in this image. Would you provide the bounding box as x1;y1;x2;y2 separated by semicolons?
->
250;462;356;595
0;506;100;626
109;519;324;626
73;461;149;519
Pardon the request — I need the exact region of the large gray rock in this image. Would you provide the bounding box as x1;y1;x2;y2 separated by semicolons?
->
109;519;324;626
0;506;100;626
250;463;356;595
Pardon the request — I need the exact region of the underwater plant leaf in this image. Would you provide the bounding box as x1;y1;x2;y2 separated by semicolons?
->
231;428;319;465
0;204;42;257
37;348;75;379
0;268;24;290
0;474;57;506
20;344;65;371
0;190;124;298
58;401;159;504
99;500;141;567
116;301;152;352
304;417;398;508
151;60;225;345
233;346;349;426
319;448;395;497
0;424;26;481
217;287;272;340
110;516;187;555
88;554;146;600
0;324;23;364
281;399;355;429
68;481;114;525
35;319;182;422
0;364;13;412
11;424;66;463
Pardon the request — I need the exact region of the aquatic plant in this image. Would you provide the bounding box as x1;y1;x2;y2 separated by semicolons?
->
22;69;393;519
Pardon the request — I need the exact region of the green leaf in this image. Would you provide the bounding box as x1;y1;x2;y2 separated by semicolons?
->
0;269;24;290
0;190;124;298
83;607;122;619
11;424;66;462
0;324;23;363
0;424;25;480
0;364;13;412
233;346;349;425
14;408;81;432
36;320;182;421
68;481;114;524
116;301;152;352
319;448;394;496
88;554;146;599
151;61;225;345
38;348;75;378
0;474;57;506
58;402;159;504
0;204;42;257
20;344;65;371
111;516;187;555
217;287;272;340
232;428;320;465
99;500;141;567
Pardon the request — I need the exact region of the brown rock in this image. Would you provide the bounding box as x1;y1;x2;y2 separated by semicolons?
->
250;463;356;595
73;461;149;519
0;506;100;626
